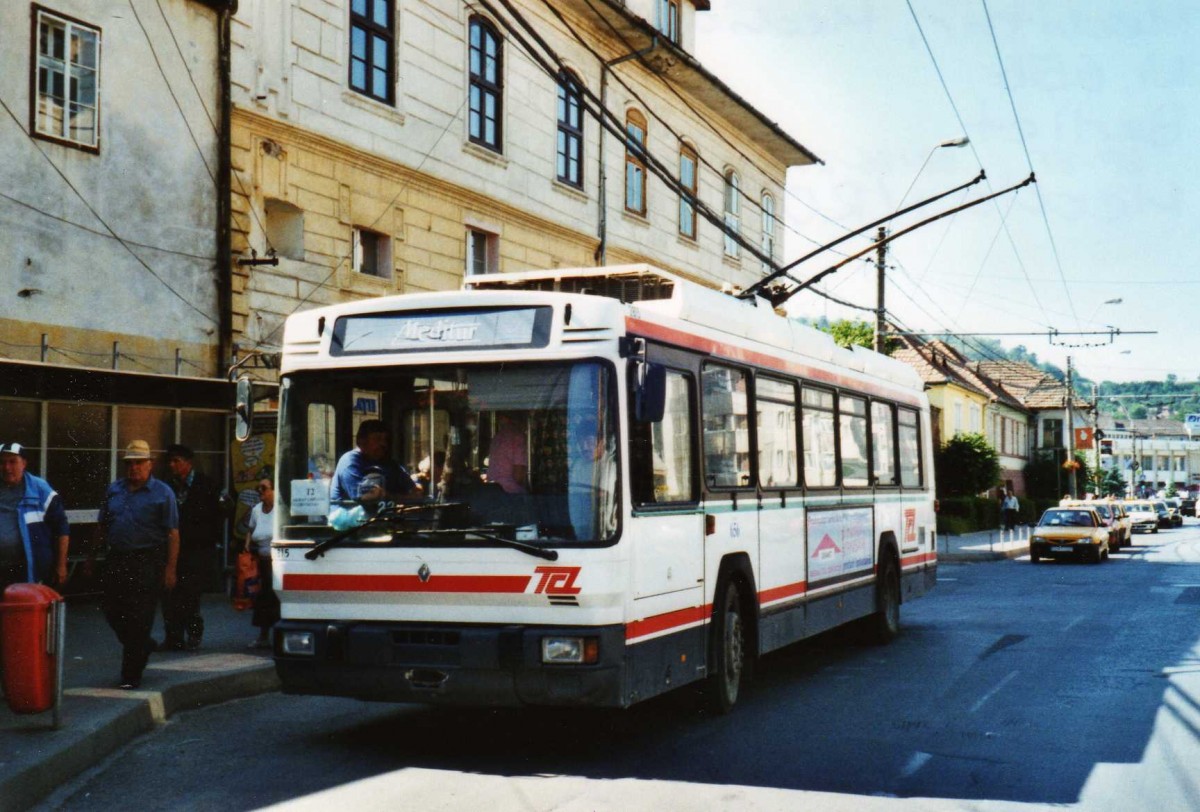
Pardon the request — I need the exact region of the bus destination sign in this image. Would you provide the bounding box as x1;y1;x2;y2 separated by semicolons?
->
331;306;552;355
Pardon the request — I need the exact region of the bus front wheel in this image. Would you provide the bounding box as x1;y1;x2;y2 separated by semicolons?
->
705;579;745;714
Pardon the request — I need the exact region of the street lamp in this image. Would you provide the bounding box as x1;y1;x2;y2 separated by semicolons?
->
875;137;972;352
894;137;971;211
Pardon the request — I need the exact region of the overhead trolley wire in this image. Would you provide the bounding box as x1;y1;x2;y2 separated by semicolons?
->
904;0;1051;328
980;0;1080;328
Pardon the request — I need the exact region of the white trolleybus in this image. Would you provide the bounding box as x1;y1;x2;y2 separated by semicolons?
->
270;265;936;712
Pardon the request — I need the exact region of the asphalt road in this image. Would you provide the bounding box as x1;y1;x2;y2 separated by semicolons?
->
38;526;1200;812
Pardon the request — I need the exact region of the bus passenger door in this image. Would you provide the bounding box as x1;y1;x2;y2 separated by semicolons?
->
630;369;704;602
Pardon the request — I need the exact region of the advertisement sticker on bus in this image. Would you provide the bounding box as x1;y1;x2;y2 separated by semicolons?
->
807;508;873;585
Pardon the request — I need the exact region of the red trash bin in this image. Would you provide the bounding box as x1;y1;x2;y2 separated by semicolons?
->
1;583;64;714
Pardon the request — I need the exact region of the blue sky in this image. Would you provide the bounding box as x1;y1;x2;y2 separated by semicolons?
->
695;1;1199;384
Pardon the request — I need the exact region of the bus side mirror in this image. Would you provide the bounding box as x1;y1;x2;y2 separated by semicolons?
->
634;362;666;423
235;375;253;442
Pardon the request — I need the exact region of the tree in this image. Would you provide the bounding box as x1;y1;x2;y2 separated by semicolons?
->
935;433;1000;497
819;319;874;350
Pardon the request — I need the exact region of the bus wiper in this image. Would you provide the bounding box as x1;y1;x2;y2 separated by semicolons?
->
305;502;450;560
462;528;559;561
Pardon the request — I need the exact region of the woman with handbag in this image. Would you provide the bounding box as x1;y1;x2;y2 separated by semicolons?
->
244;477;278;648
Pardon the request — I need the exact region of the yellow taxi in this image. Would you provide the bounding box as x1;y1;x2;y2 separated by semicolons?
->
1030;506;1111;564
1059;499;1129;550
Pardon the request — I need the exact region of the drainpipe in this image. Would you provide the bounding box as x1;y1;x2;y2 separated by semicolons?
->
216;4;234;375
595;37;657;266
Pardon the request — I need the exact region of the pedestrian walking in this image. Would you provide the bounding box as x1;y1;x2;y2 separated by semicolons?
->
244;476;278;648
0;442;70;591
161;444;222;650
93;440;179;690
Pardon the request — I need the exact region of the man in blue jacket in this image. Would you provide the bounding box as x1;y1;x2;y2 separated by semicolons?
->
0;442;70;592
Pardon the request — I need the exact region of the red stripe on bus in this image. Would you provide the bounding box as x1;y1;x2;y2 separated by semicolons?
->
901;552;937;567
626;317;924;407
626;604;710;641
758;580;808;604
283;573;532;593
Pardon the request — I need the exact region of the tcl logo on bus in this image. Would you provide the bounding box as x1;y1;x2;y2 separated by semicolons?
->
533;566;581;594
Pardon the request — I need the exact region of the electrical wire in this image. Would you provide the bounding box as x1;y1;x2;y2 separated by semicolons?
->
476;0;778;269
980;0;1079;328
550;0;842;253
0;191;214;261
904;0;1051;327
0;95;219;327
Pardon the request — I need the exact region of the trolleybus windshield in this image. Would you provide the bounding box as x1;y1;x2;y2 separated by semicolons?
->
275;360;619;549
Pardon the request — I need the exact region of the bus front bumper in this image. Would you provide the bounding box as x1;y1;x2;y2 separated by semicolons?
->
273;620;627;708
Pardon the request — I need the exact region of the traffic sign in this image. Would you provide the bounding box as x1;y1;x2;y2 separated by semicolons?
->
1186;414;1200;428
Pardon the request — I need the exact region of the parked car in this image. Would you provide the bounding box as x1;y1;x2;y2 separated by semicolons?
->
1181;497;1197;518
1030;507;1111;564
1164;497;1185;526
1153;500;1178;528
1060;500;1127;550
1123;501;1160;534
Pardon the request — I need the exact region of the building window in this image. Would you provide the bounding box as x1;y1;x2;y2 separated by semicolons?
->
760;192;775;271
625;110;647;216
679;145;697;239
556;71;583;187
656;0;680;44
1043;418;1063;448
723;170;740;257
349;0;394;104
468;16;502;152
264;199;305;261
353;227;391;279
466;228;498;275
33;8;100;150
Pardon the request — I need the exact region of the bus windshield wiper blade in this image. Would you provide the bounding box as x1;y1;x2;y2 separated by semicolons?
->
304;502;450;560
463;529;559;561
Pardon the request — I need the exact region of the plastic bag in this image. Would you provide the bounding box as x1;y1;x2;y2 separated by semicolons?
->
233;551;261;611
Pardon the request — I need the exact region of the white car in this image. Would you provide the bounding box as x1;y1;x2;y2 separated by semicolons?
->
1124;501;1159;534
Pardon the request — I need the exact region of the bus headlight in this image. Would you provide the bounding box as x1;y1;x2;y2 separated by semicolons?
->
281;630;315;656
541;636;599;665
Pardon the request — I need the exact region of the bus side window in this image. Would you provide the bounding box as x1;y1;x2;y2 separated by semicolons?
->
631;370;695;505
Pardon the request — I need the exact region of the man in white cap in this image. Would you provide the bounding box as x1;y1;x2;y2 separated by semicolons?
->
94;440;179;689
0;442;70;592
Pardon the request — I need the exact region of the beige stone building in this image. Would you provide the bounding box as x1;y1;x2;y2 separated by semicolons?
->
227;0;819;366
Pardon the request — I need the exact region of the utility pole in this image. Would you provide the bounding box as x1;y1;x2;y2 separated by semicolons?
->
1065;356;1076;498
1092;383;1101;494
873;226;887;353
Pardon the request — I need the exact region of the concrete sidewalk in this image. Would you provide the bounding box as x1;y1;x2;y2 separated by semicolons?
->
0;594;279;812
938;526;1030;562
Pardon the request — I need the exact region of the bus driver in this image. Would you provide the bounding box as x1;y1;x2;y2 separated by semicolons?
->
329;419;418;505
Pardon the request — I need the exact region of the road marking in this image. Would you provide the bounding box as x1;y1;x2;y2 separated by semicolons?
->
1062;615;1086;632
969;670;1019;714
898;751;932;779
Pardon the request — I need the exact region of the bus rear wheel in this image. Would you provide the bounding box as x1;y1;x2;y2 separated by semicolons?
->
705;579;745;714
866;554;901;644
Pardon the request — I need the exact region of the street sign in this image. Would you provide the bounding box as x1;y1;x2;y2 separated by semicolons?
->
1186;414;1200;432
1074;427;1093;449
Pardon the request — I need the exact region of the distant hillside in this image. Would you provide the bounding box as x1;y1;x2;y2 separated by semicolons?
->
805;319;1199;420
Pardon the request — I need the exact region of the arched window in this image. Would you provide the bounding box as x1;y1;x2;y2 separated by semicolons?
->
625;110;647;215
556;71;584;187
761;192;775;270
678;144;698;239
468;16;502;151
723;170;740;257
